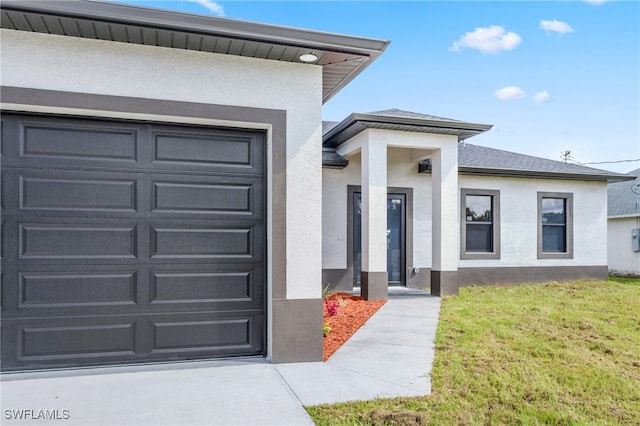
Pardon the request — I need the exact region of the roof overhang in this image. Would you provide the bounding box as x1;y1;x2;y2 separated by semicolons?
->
418;161;635;182
323;112;493;148
608;213;640;219
0;0;389;103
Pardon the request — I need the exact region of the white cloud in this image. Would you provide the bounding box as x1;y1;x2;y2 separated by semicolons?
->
188;0;224;16
533;91;551;103
450;25;522;54
494;86;526;100
540;19;574;35
583;0;612;4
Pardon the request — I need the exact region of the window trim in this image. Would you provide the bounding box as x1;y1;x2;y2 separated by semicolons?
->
537;192;574;259
460;188;501;260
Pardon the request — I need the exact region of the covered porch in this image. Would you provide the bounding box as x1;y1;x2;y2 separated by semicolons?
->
322;109;492;299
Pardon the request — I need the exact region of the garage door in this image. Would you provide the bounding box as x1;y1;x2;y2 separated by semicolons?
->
1;113;266;371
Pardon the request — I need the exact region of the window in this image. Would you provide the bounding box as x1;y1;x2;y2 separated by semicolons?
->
460;189;500;259
538;192;573;259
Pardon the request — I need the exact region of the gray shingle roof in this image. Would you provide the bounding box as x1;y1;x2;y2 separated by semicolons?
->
320;137;630;182
365;108;464;123
322;121;340;134
608;168;640;217
321;110;632;182
457;143;626;180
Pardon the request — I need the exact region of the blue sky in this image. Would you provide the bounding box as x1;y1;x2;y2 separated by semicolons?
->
114;0;639;173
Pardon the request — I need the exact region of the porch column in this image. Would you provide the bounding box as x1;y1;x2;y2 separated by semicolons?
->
431;145;459;296
361;140;388;300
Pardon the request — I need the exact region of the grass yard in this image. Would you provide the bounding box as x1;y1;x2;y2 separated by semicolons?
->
307;278;640;425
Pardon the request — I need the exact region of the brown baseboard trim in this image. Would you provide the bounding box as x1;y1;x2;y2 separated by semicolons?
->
431;270;459;296
322;269;354;292
458;265;608;287
271;298;323;363
361;271;388;300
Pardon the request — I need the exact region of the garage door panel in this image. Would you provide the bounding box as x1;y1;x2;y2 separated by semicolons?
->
3;168;263;220
1;265;142;315
3;218;263;266
3;264;263;317
152;181;258;216
151;226;252;259
1;168;143;218
19;174;137;213
17;270;138;309
148;311;264;357
19;323;137;359
2;115;265;177
0;115;143;169
21;122;138;163
152;318;254;351
2;217;149;265
149;174;263;219
151;128;264;175
149;265;264;307
19;223;138;260
1;312;263;371
2;317;139;370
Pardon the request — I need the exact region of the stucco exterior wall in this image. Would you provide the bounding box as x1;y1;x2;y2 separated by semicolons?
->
608;216;640;275
1;29;323;300
459;175;608;268
323;163;609;274
322;148;432;271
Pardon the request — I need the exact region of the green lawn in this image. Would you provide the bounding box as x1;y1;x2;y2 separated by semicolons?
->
307;279;640;425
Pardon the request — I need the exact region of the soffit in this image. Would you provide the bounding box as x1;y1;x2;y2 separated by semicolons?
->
0;0;389;103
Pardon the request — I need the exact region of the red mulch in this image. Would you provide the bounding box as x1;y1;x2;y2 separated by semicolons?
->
322;292;386;361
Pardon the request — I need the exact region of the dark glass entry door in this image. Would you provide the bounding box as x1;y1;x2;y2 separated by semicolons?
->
354;193;406;286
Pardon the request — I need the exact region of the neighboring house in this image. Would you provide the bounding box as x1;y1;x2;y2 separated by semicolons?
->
0;1;631;373
607;169;640;276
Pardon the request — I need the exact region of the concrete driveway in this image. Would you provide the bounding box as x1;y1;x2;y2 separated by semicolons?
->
1;289;440;425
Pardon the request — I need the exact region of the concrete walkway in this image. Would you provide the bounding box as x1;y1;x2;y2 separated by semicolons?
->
1;289;440;425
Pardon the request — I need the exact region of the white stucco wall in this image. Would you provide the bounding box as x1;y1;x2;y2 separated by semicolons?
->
323;155;609;271
458;176;608;267
322;147;433;270
608;216;640;275
1;29;323;300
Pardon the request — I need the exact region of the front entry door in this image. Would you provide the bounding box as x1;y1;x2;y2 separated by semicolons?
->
354;193;406;286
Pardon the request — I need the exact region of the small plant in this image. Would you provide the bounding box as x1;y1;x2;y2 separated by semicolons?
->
322;322;332;336
322;283;334;299
337;296;347;308
325;298;339;316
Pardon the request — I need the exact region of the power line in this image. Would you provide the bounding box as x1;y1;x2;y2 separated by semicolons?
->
580;158;640;165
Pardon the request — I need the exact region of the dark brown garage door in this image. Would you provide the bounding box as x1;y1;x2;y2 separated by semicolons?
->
1;113;266;371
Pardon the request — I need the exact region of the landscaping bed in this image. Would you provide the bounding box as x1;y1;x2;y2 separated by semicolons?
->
323;292;386;361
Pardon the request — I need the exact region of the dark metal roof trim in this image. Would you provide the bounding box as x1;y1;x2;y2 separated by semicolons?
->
322;148;349;169
418;162;634;182
323;112;492;148
0;0;389;103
